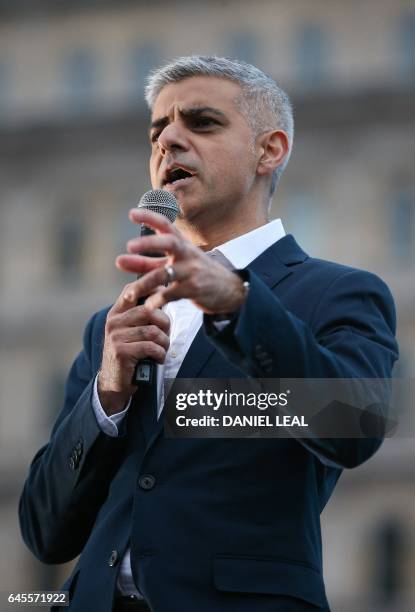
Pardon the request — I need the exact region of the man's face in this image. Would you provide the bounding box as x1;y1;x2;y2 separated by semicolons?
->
149;76;259;225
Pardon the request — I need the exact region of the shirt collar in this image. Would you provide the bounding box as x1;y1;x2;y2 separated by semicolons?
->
213;219;286;269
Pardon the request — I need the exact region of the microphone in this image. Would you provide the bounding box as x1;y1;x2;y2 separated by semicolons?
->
132;189;179;386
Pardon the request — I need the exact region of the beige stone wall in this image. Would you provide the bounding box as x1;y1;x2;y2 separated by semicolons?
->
0;1;414;609
0;0;414;120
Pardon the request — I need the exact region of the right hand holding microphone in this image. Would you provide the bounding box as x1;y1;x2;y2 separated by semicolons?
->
98;285;170;416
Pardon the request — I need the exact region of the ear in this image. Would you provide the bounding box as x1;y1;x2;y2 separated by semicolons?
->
256;130;290;179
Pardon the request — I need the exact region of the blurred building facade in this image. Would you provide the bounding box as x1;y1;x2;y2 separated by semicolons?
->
0;1;414;610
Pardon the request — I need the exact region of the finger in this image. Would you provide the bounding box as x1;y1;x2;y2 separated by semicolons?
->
125;233;188;258
113;325;170;351
111;277;171;314
112;261;171;312
136;258;204;309
112;267;167;303
114;305;170;333
118;260;182;299
108;305;153;329
144;290;170;311
118;253;168;272
144;282;190;310
124;340;167;365
148;308;171;335
137;266;176;296
129;208;182;237
110;283;152;315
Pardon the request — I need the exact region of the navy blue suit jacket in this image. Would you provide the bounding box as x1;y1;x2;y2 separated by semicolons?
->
19;235;398;611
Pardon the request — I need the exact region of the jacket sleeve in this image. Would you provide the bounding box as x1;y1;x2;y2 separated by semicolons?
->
19;310;127;564
205;268;399;469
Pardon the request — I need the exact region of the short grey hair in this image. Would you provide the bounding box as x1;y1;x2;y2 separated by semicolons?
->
145;55;294;196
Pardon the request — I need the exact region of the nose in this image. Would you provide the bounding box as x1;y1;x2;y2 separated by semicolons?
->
157;121;189;156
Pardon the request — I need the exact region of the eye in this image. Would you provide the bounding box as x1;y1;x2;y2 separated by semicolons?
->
192;117;218;129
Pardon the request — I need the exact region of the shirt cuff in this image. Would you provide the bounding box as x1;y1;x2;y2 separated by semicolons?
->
92;375;132;437
205;268;250;332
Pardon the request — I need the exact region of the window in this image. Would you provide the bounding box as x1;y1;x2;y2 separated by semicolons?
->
390;185;414;261
0;59;11;114
370;518;408;604
296;23;329;87
56;209;85;285
281;190;324;253
128;43;161;102
64;47;96;112
398;10;415;76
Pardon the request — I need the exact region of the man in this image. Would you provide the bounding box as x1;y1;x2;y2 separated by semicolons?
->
19;56;398;612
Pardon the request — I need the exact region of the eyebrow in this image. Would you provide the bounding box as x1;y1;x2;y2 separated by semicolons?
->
149;106;227;133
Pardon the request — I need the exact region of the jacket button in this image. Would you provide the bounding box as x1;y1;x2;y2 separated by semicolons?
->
68;456;77;470
138;474;156;490
74;448;82;461
108;550;119;567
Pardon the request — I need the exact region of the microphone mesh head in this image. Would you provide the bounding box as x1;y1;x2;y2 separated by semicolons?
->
137;189;179;223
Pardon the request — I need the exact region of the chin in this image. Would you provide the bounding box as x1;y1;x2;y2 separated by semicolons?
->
176;202;200;222
168;190;198;215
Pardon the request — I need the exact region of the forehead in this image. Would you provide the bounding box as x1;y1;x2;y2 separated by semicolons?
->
151;76;243;118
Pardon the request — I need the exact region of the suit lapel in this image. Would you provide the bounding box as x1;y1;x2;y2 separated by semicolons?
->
248;233;308;289
136;381;158;446
143;234;308;449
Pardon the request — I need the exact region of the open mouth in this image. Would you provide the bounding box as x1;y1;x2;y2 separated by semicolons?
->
163;167;195;187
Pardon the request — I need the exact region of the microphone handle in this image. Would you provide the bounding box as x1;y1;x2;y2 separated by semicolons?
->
131;300;156;385
131;225;163;386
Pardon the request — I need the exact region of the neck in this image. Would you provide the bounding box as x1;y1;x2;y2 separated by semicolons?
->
176;202;269;251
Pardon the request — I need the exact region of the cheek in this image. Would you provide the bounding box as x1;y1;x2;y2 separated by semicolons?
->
214;152;253;189
224;141;252;170
207;148;237;178
149;154;159;185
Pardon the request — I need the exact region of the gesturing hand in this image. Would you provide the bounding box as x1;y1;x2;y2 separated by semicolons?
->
115;209;247;315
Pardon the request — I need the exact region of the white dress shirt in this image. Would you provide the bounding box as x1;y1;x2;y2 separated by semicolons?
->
92;218;286;597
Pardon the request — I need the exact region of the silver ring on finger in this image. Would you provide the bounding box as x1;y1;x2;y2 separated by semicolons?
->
164;264;178;284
